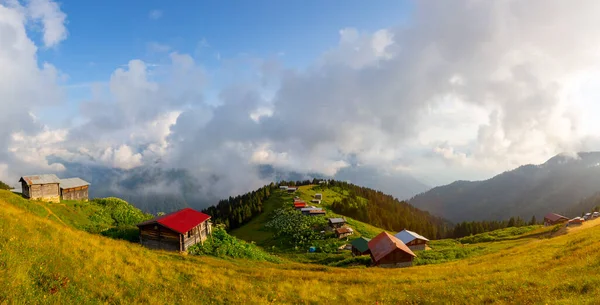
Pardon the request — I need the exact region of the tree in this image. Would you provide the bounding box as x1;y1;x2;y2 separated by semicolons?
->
529;215;537;225
0;180;12;190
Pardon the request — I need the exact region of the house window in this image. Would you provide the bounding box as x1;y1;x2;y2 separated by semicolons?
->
187;231;191;238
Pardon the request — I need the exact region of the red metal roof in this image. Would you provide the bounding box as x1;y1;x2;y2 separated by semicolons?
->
137;208;211;234
544;213;568;222
294;202;307;207
368;232;416;262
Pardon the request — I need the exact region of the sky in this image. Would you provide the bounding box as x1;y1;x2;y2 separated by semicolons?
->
2;0;600;203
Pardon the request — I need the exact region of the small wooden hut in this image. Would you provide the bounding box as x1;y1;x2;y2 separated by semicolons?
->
335;227;354;239
137;208;212;252
328;217;346;229
351;237;371;256
59;178;90;201
394;229;430;251
368;232;416;268
544;213;569;226
18;174;61;203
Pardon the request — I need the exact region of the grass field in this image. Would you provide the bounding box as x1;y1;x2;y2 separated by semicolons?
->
3;190;600;303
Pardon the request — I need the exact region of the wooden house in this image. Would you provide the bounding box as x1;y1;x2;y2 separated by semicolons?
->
310;199;321;204
544;213;569;226
294;202;307;210
137;208;212;252
307;209;326;216
335;227;354;239
59;178;90;201
368;232;416;268
351;237;371;256
19;174;61;203
314;193;323;200
328;217;346;229
287;187;297;193
279;186;289;190
394;229;430;251
568;217;585;225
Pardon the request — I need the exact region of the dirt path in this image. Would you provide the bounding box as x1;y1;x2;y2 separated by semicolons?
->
32;201;68;227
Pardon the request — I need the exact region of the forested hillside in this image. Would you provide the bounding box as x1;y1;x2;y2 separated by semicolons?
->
0;180;11;190
410;152;600;222
322;181;451;239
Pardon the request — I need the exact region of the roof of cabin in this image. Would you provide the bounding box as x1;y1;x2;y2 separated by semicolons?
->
368;232;416;262
335;227;353;234
19;174;60;185
328;218;346;224
59;177;90;189
351;237;371;253
308;209;325;214
544;213;569;222
137;208;211;234
394;229;429;244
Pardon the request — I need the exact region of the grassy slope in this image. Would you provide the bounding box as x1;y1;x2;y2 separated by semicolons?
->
231;185;386;245
3;191;600;303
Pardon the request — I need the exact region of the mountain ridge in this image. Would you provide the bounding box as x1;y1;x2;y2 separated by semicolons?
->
409;152;600;222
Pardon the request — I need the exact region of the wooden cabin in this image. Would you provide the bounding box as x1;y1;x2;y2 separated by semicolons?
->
287;187;297;193
19;174;61;203
544;213;569;226
59;178;90;201
294;202;307;210
335;227;354;239
351;237;371;256
394;229;430;251
368;232;416;268
314;193;323;200
137;208;212;252
328;217;346;229
310;199;321;204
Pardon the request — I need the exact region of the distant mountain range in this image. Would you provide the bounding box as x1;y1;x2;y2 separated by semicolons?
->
409;152;600;222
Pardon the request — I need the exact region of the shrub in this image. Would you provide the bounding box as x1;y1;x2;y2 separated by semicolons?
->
91;198;153;227
264;207;328;245
188;227;280;263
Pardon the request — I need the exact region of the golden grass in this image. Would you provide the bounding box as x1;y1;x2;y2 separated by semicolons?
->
2;193;600;304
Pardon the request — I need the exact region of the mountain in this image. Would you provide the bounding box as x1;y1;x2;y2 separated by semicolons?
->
409;152;600;222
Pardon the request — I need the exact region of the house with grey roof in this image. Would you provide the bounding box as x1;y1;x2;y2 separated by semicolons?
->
60;178;90;201
394;229;430;251
19;174;61;203
328;217;346;229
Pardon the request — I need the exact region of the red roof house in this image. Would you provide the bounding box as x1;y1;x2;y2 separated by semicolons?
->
544;213;569;226
294;202;307;209
368;232;416;268
137;208;212;251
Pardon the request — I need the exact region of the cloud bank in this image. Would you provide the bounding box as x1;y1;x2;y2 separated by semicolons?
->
2;0;600;208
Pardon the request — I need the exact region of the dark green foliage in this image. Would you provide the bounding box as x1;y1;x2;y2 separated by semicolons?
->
188;227;280;263
451;216;532;238
92;197;153;226
325;180;451;239
328;256;372;267
100;226;140;242
0;181;12;190
265;207;328;245
203;184;274;230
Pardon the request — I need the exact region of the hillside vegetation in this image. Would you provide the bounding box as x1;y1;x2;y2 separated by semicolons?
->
3;190;600;303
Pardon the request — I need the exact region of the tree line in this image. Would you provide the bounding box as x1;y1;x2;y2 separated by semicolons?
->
0;180;12;190
202;184;274;230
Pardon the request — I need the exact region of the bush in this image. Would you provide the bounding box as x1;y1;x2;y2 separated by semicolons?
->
91;198;153;227
328;256;372;267
264;207;328;245
100;226;140;242
188;227;280;263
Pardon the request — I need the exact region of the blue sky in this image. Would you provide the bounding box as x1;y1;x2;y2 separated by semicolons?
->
33;0;412;126
39;0;412;82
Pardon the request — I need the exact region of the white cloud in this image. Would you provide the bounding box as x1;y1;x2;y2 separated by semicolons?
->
27;0;68;47
148;9;162;20
147;41;171;53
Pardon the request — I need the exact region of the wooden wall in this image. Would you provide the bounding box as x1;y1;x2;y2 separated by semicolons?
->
27;183;60;203
61;186;89;201
139;224;181;251
372;248;414;267
21;181;30;198
139;220;212;252
406;239;428;251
